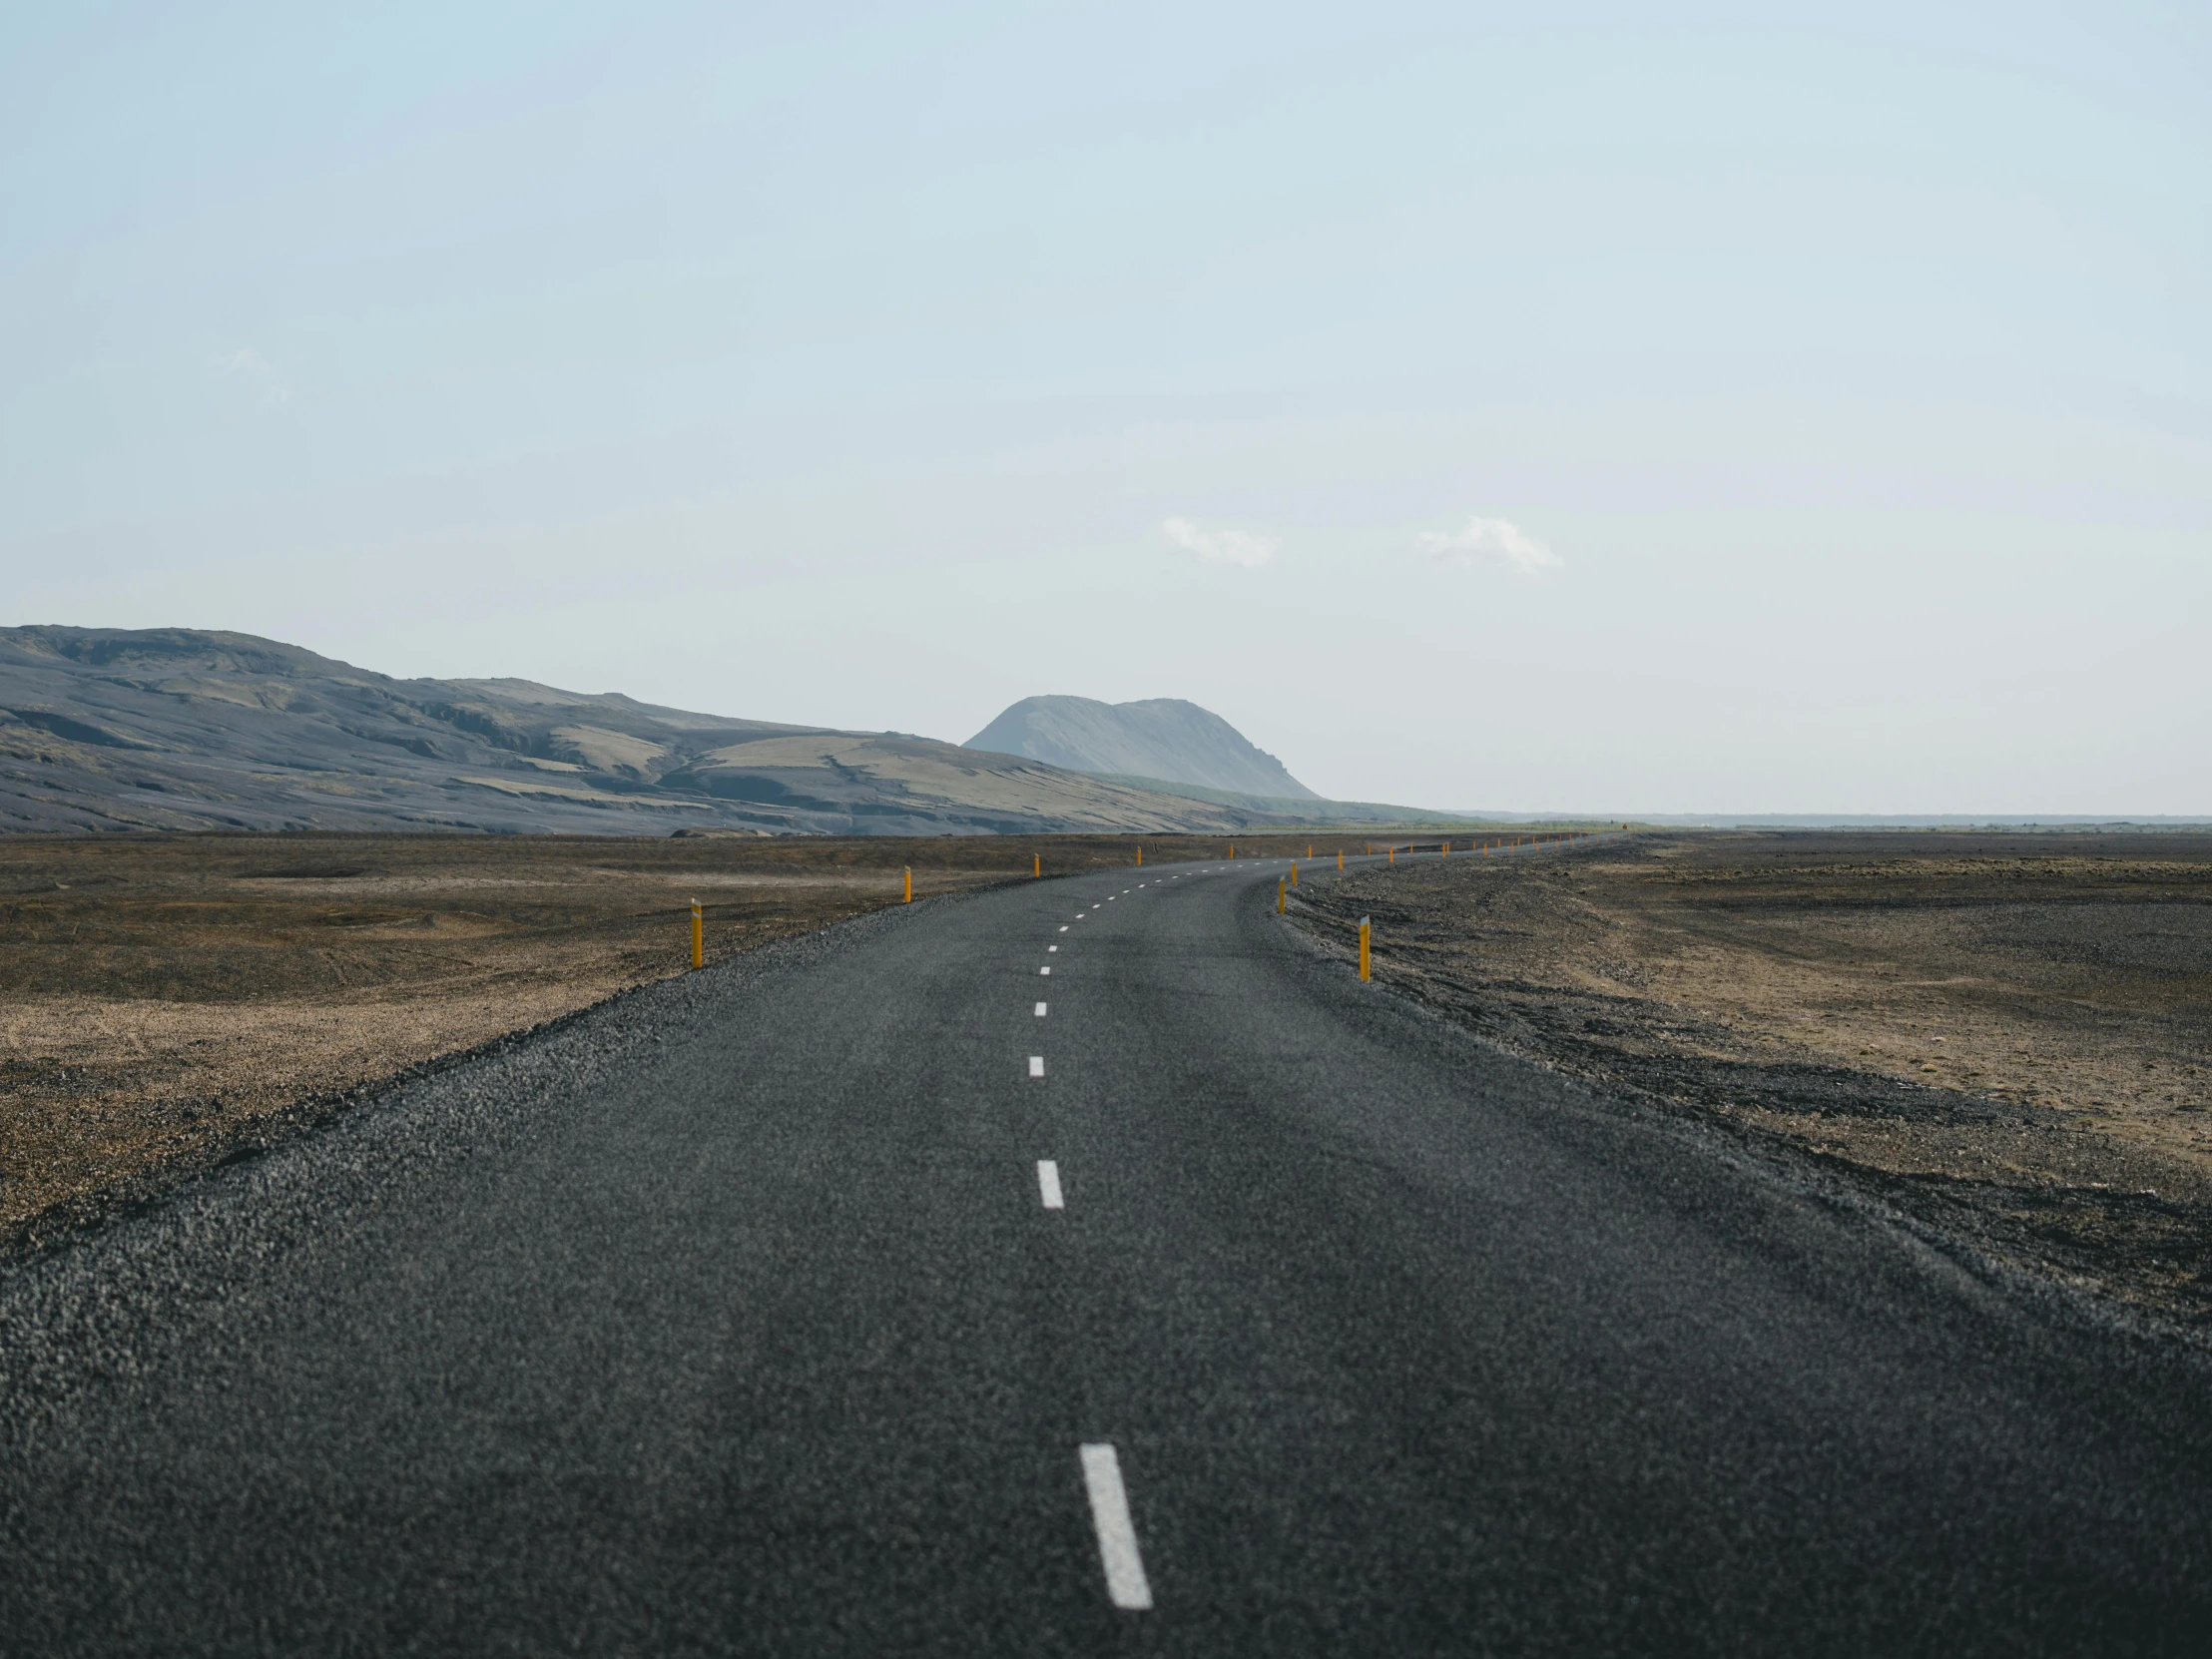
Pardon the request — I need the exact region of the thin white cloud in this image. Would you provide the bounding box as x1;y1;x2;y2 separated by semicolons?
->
1161;516;1278;569
1413;516;1560;576
210;346;291;406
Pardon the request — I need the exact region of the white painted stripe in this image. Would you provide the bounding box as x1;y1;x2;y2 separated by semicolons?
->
1039;965;1051;975
1037;1159;1063;1209
1048;944;1058;951
1059;925;1068;932
1035;1001;1047;1016
1029;1055;1045;1077
1079;1444;1153;1610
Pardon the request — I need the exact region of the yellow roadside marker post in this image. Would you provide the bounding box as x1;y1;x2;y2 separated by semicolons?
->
1442;840;1449;859
1359;915;1372;980
1230;844;1235;859
1307;844;1313;858
1388;845;1394;865
1290;861;1299;886
1278;876;1286;913
1338;850;1344;871
1034;853;1041;877
691;899;704;969
1137;845;1143;866
904;866;912;903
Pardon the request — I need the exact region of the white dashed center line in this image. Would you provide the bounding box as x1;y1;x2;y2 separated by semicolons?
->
1035;1001;1047;1016
1039;965;1051;975
1028;1055;1045;1078
1059;926;1068;932
1037;1160;1064;1209
1079;1444;1153;1610
1048;945;1058;952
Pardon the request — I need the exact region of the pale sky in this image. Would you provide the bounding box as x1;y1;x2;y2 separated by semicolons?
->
3;3;2206;814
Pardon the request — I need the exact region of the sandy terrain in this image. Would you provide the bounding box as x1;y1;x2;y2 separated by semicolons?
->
1290;831;2212;1331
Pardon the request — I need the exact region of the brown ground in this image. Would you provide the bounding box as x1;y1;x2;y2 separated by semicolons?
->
0;830;1269;1250
1290;831;2212;1333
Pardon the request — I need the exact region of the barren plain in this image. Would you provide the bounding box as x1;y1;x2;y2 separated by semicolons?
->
1292;830;2212;1331
21;823;2196;1345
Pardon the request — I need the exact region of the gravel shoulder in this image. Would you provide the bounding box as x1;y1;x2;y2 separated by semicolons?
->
1287;830;2212;1335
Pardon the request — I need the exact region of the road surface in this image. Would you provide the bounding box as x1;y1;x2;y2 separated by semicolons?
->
4;850;2209;1655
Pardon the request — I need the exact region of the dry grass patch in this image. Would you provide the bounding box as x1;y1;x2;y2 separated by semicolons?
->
1292;831;2212;1329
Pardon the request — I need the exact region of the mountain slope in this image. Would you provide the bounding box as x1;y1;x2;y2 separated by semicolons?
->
0;628;1280;836
964;695;1317;800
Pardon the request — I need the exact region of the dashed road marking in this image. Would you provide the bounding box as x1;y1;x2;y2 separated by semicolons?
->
1035;1001;1047;1016
1049;945;1059;952
1039;965;1051;976
1079;1444;1153;1610
1029;1055;1045;1078
1037;1160;1064;1209
1059;926;1069;932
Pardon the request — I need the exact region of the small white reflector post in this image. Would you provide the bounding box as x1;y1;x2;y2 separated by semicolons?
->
1079;1443;1153;1610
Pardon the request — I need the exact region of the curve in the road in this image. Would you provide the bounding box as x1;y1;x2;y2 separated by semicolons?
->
2;848;2209;1656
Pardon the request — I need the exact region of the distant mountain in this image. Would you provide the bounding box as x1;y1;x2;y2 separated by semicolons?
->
965;696;1317;801
0;628;1288;836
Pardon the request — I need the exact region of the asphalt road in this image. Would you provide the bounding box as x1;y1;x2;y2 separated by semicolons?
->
5;849;2211;1656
